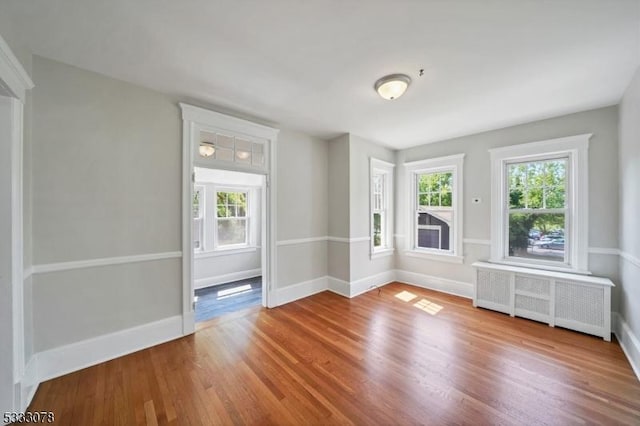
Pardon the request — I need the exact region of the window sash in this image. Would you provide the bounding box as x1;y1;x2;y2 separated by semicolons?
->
215;190;249;249
415;209;453;253
414;170;455;253
372;172;388;250
216;217;249;247
503;156;571;266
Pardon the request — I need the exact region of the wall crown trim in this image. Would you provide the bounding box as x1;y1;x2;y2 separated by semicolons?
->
0;34;34;103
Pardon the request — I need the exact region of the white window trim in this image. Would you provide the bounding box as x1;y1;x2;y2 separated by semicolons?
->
489;134;590;274
370;158;395;259
404;154;465;263
194;182;260;255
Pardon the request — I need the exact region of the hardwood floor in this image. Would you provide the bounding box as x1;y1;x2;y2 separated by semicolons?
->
28;282;640;425
195;277;262;323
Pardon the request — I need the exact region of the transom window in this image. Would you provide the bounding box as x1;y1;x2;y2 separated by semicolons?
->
216;191;249;247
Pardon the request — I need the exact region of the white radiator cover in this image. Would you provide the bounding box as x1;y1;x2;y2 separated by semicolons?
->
472;261;613;341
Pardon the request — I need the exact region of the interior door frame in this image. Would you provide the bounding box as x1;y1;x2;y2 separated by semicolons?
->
179;104;279;335
0;34;34;412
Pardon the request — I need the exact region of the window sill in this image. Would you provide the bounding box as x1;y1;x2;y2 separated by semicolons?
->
488;258;591;276
195;246;259;259
403;250;464;264
371;248;395;259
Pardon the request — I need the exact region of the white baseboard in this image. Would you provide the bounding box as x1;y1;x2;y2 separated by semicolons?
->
36;315;184;383
349;270;396;297
182;311;195;334
279;271;396;305
282;269;470;305
194;268;261;289
613;312;640;381
18;355;39;411
395;269;473;299
275;276;328;306
327;276;350;297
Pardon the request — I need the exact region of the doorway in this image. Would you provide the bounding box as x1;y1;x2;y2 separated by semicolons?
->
192;167;265;322
180;103;279;335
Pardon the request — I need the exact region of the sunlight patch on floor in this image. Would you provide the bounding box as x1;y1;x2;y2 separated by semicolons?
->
395;290;418;302
217;284;253;299
413;298;443;315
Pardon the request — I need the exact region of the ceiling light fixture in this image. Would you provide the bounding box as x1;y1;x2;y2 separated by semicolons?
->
374;74;411;100
199;141;215;157
236;150;250;160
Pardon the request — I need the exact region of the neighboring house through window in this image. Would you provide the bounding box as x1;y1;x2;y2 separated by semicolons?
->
404;154;464;263
490;134;590;273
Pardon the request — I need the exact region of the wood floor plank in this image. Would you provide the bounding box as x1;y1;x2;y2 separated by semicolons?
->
26;283;640;425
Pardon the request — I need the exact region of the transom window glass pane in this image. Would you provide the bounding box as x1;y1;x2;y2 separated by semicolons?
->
198;131;266;168
507;158;568;263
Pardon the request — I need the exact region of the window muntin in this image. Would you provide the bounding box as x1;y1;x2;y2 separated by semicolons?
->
215;191;249;248
416;171;454;252
506;157;568;264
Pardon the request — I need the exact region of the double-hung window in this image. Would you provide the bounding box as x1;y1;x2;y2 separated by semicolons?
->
215;190;249;248
405;154;464;263
417;171;453;251
370;158;394;257
490;134;590;273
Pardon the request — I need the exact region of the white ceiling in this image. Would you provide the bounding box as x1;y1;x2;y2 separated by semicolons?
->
1;0;639;149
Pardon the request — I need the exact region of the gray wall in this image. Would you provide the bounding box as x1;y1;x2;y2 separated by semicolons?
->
619;66;640;338
24;56;332;352
348;134;395;281
31;56;183;351
276;129;329;287
326;133;396;284
328;135;350;282
396;106;620;306
194;250;261;286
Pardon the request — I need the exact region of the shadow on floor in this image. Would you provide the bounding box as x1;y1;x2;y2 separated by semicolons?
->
195;276;262;322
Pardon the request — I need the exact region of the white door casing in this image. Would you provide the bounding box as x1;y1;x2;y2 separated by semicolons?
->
0;33;34;413
180;104;279;334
